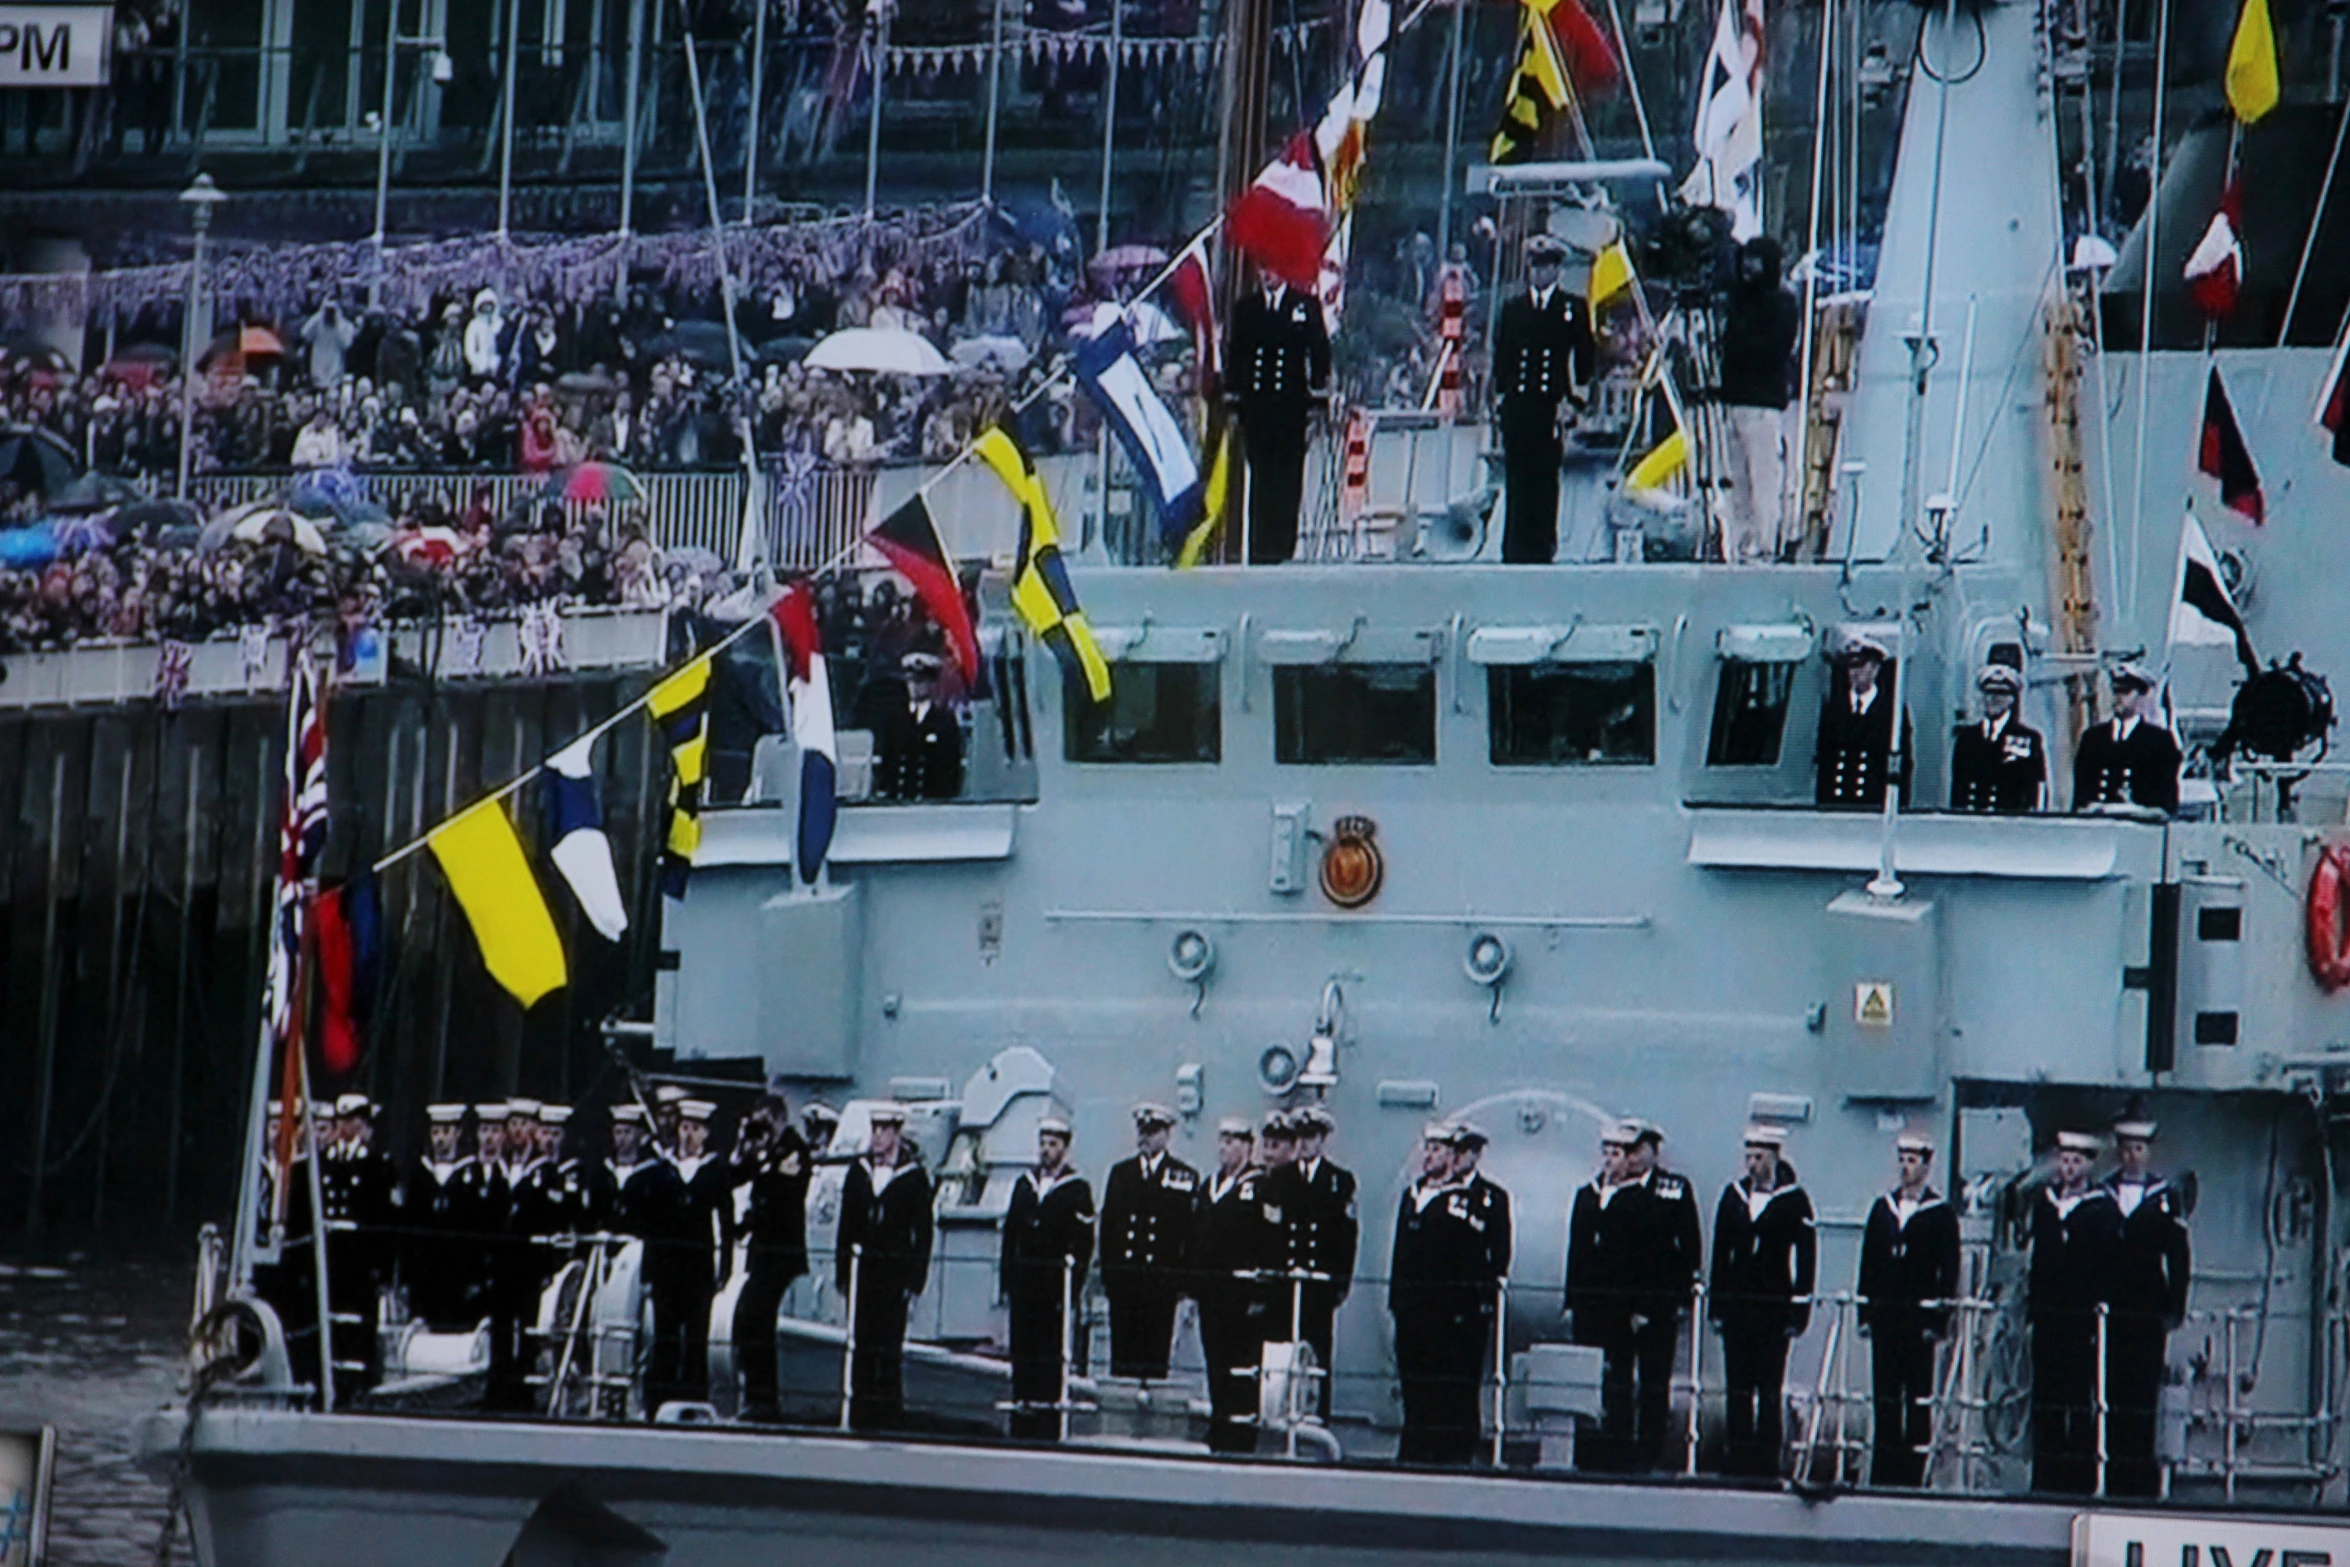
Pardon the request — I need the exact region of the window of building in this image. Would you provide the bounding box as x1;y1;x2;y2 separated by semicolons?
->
1274;664;1437;765
1065;662;1221;764
1488;662;1655;766
1705;659;1799;767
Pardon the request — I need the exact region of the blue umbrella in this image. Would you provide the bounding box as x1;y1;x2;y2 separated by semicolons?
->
0;521;60;568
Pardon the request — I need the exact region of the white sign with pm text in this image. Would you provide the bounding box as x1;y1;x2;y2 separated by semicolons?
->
0;6;114;87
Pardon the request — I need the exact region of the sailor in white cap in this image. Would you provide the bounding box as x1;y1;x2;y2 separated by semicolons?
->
2028;1130;2121;1494
651;1084;689;1153
1949;659;2047;814
664;1099;730;1413
1192;1115;1273;1452
1387;1119;1505;1465
1856;1127;1960;1487
2101;1117;2190;1497
1815;628;1912;808
406;1105;486;1333
473;1104;512;1171
1491;230;1594;564
588;1101;691;1413
2073;661;2181;813
730;1094;815;1424
1266;1104;1358;1421
1001;1112;1096;1441
316;1093;395;1401
836;1102;934;1429
1707;1125;1816;1478
1098;1101;1199;1382
877;649;965;803
1616;1119;1702;1474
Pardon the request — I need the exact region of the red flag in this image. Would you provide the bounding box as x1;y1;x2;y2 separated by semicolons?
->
866;496;981;684
1165;242;1220;394
313;887;361;1076
1226;132;1329;292
2183;180;2244;321
1542;0;1620;94
2199;367;2265;523
2319;335;2350;468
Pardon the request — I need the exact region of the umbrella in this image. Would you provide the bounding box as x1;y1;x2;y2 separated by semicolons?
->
239;325;285;357
950;335;1032;373
754;336;814;365
544;462;645;506
47;470;142;512
386;524;467;567
1089;243;1169;275
0;522;58;567
288;466;369;519
670;320;741;367
0;427;81;495
804;327;953;377
555;370;618;395
112;498;202;536
1;334;72;373
230;507;327;554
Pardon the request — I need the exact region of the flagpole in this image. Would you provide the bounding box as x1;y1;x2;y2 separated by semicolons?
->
2125;0;2170;630
1789;0;1832;547
2277;100;2348;348
1435;0;1463;258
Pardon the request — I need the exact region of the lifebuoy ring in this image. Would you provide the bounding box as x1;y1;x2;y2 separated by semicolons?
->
2306;844;2350;991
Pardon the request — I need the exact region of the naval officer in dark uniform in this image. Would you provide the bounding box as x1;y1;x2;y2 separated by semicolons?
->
319;1093;399;1403
1000;1115;1096;1440
2029;1129;2121;1494
1192;1116;1276;1453
1564;1120;1642;1471
1271;1105;1357;1420
589;1103;689;1417
667;1099;732;1409
2102;1118;2191;1498
1389;1122;1507;1464
837;1102;935;1430
2072;662;2180;813
1948;661;2047;813
1490;235;1595;564
1622;1122;1703;1473
1856;1128;1961;1487
876;651;964;802
1097;1102;1198;1380
1706;1124;1816;1479
1814;631;1912;808
728;1096;812;1424
1223;268;1331;564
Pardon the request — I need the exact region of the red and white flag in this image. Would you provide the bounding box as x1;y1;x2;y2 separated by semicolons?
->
266;653;330;1221
1164;237;1219;394
2184;180;2245;321
1228;132;1329;292
2317;331;2350;468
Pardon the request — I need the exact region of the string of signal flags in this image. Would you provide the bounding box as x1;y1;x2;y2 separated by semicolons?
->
307;0;1659;1021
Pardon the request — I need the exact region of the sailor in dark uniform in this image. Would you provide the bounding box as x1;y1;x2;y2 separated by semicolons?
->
588;1104;689;1417
1856;1129;1961;1488
1490;234;1595;564
728;1096;812;1424
482;1098;551;1411
1814;631;1912;808
1097;1102;1198;1380
1192;1116;1277;1453
405;1104;485;1331
2029;1129;2121;1494
1389;1122;1507;1465
1271;1105;1358;1420
1948;662;2047;813
253;1099;325;1398
318;1093;398;1403
1222;268;1331;564
836;1102;934;1431
1624;1122;1704;1473
875;651;964;802
1564;1120;1642;1471
2102;1118;2191;1499
1707;1124;1816;1479
2072;662;2180;813
668;1099;733;1409
1000;1115;1096;1440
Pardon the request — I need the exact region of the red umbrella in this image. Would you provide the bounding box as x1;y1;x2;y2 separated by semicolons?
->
544;462;645;505
388;524;467;568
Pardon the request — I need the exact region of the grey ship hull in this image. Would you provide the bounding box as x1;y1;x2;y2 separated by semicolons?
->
139;1406;2085;1566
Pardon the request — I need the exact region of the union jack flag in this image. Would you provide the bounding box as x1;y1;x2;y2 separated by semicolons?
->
265;654;330;1047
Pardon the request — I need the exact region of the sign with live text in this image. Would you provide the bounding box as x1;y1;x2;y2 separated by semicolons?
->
0;1427;54;1567
2076;1511;2350;1567
0;6;113;87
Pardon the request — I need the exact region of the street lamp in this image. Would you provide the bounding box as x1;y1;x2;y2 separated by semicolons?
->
175;172;227;501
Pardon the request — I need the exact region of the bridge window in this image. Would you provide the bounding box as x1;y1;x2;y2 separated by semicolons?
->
1706;659;1799;767
1274;665;1436;765
1488;662;1654;766
1065;662;1221;764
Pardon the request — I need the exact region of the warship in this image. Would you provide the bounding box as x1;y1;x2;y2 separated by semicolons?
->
134;0;2350;1561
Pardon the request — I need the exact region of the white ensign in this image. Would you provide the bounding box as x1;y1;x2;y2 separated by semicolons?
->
2075;1510;2350;1567
0;5;113;86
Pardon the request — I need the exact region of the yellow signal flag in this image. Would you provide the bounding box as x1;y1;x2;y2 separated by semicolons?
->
1177;422;1236;569
2225;0;2278;124
1625;425;1691;493
1588;240;1634;306
429;799;568;1009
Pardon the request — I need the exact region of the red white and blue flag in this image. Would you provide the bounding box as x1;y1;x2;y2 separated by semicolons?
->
266;653;329;1216
773;582;838;886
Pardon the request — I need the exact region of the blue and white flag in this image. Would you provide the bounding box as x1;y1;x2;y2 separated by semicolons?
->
772;583;838;886
543;737;628;940
1074;320;1202;547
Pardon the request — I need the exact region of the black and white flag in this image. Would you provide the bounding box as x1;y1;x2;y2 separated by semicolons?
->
2170;507;2258;674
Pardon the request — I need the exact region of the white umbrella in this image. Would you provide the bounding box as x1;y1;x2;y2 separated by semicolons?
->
804;327;954;377
229;506;329;555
